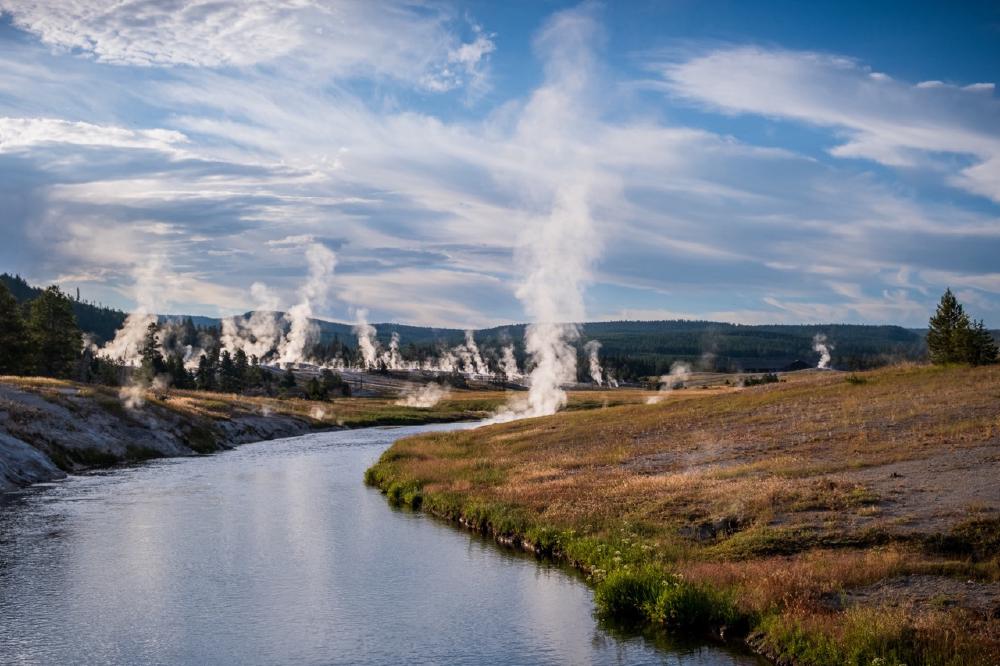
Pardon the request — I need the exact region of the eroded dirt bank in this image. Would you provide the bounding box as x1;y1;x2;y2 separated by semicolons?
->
0;381;315;491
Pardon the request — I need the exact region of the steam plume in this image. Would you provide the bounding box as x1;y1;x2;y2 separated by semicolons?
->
813;334;833;370
647;362;692;404
457;330;488;375
277;244;336;364
396;382;449;408
221;282;282;361
353;309;378;369
500;344;520;380
379;331;403;369
584;339;603;385
98;257;163;365
490;9;605;422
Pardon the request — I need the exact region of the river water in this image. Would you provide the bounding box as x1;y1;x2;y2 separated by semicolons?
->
0;423;761;665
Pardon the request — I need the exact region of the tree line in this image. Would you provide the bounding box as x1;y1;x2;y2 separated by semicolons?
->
0;281;350;399
2;280;995;389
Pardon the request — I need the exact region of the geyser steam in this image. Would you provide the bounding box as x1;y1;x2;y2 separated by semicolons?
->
353;309;378;369
98;257;163;365
396;382;449;408
646;362;692;404
491;8;606;422
276;244;336;364
584;339;603;385
221;282;282;361
813;334;833;370
501;184;597;420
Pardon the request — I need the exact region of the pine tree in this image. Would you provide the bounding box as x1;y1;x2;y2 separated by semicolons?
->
968;320;999;366
926;289;971;364
181;316;199;348
138;322;167;382
281;367;297;389
218;350;239;393
0;281;29;374
196;352;217;391
305;376;325;400
233;348;249;392
166;354;193;389
27;286;82;378
245;355;263;389
927;289;998;366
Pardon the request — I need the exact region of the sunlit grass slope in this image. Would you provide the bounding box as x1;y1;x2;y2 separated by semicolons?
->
367;364;1000;665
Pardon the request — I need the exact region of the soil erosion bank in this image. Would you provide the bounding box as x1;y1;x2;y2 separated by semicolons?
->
0;377;508;492
367;364;1000;665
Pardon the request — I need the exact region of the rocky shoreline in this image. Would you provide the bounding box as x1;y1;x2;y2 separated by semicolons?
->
0;381;320;493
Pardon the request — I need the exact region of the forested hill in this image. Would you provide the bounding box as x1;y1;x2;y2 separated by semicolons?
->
2;273;937;375
472;321;928;376
307;319;930;375
1;274;126;343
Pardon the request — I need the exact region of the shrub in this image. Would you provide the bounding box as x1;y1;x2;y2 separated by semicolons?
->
743;373;780;387
594;568;664;621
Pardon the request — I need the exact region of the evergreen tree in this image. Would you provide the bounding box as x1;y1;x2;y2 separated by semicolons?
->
281;367;297;389
196;346;219;391
180;316;199;348
304;376;326;400
260;361;274;394
968;320;999;366
233;348;249;391
166;354;193;389
245;355;263;390
926;289;971;364
27;286;82;377
86;355;123;386
137;322;167;382
0;281;29;374
218;350;240;393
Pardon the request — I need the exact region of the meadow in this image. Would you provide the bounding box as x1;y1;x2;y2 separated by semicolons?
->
366;364;1000;665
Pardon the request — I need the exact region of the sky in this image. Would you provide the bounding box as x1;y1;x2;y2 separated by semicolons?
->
1;0;998;328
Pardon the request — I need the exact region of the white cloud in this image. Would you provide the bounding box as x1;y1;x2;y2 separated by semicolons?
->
0;0;493;92
0;117;187;153
655;47;1000;202
2;13;999;327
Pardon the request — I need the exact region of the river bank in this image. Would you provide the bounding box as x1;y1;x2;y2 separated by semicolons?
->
366;364;1000;665
0;377;508;492
0;420;762;665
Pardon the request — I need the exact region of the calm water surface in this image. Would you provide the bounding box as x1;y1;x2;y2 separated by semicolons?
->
0;423;761;665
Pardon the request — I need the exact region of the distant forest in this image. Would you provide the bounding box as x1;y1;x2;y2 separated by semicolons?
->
2;272;978;380
1;273;126;343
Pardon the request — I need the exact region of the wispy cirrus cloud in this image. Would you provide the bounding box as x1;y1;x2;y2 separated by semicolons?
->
651;46;1000;203
0;0;494;92
0;4;998;327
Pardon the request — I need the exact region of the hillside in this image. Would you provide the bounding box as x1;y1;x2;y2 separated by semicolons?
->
1;273;127;343
168;315;932;375
366;364;1000;664
1;273;947;374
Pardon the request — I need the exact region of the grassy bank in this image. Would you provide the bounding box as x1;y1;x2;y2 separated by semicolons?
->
0;376;511;429
365;364;1000;665
0;376;667;491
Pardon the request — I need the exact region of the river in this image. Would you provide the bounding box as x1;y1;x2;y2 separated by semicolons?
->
0;422;761;665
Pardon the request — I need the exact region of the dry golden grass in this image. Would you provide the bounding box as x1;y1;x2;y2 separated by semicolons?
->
369;364;1000;664
0;377;520;427
0;376;664;430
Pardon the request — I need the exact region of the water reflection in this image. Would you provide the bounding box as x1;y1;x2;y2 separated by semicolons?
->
0;424;762;665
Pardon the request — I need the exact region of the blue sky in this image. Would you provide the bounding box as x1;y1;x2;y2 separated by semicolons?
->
1;0;998;327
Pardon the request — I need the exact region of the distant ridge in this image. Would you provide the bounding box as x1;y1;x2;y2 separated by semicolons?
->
7;273;977;374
